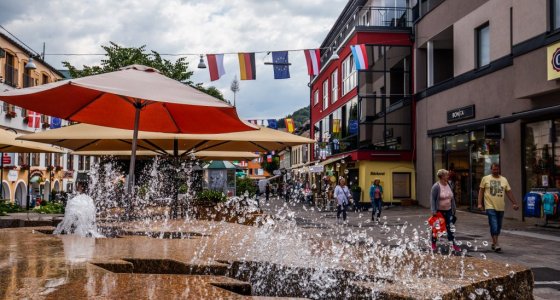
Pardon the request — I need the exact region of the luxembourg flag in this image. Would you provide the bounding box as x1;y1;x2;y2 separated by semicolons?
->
206;54;225;81
304;49;321;75
350;44;369;70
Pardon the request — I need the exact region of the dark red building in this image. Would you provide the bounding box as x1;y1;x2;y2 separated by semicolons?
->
310;0;417;204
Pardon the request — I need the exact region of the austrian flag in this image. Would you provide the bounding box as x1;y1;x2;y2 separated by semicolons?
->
304;49;321;75
206;54;225;81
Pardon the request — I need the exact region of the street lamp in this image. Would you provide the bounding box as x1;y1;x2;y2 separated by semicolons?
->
24;57;37;70
197;55;206;69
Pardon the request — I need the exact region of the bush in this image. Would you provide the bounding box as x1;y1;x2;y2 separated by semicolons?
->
196;189;227;204
236;177;257;197
33;201;65;214
0;201;24;214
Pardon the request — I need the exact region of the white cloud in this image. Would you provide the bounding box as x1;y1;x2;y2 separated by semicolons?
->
1;0;346;118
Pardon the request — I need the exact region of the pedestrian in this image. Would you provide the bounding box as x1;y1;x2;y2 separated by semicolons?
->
430;169;461;252
477;163;519;252
265;182;270;201
369;178;384;221
334;177;352;224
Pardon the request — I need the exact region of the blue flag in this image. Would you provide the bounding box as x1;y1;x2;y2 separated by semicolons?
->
349;120;358;135
272;51;290;79
267;119;278;129
50;117;62;129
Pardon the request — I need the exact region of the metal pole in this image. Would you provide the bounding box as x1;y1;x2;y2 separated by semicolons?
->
0;152;3;200
173;138;179;219
127;104;142;195
26;153;30;210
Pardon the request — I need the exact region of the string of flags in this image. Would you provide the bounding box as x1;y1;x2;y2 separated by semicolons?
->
202;44;371;82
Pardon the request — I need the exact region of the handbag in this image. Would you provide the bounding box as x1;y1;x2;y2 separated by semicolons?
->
428;212;447;238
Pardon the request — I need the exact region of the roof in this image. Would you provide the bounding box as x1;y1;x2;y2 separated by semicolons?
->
0;32;65;78
203;160;237;170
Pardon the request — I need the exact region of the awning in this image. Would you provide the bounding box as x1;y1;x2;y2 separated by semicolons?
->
428;104;560;137
319;155;350;167
290;160;319;170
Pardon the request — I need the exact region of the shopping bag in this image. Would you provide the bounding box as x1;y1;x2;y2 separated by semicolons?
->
428;212;446;238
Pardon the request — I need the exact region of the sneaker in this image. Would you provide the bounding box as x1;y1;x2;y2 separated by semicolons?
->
431;243;437;251
452;244;461;252
494;245;502;252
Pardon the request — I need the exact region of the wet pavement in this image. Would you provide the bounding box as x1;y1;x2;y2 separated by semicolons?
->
0;199;548;299
258;196;560;299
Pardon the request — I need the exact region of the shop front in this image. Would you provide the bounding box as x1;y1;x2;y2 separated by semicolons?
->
432;130;500;210
356;160;416;207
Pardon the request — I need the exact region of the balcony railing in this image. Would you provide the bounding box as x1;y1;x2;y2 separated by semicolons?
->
4;65;18;88
359;7;413;28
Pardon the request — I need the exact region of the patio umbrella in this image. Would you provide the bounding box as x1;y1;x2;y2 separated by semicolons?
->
71;150;259;161
0;65;256;192
18;123;315;153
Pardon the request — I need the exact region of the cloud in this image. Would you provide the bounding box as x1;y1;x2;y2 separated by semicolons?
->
1;0;346;118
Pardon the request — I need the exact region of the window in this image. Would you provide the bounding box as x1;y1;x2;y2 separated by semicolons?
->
54;153;62;167
67;154;74;170
476;23;490;68
331;69;338;103
553;0;560;30
31;153;40;166
18;153;29;166
78;155;84;170
322;80;329;110
84;156;91;170
42;74;49;85
342;55;357;95
21;107;27;118
313;90;319;106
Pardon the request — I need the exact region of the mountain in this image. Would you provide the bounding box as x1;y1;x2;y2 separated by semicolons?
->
278;105;309;129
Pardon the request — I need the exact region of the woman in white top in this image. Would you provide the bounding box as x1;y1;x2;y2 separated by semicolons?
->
430;169;460;253
334;177;352;223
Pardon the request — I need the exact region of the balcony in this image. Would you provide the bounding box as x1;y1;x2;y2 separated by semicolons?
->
358;6;413;28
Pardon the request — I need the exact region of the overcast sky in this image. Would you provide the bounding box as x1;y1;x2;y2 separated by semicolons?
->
0;0;347;119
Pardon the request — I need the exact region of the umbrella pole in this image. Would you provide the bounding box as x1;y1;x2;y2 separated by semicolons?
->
127;104;141;217
172;138;179;219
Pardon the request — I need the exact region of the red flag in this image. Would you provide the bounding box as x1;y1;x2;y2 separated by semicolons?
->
206;54;225;81
267;155;272;162
304;49;321;75
27;111;41;128
285;118;295;133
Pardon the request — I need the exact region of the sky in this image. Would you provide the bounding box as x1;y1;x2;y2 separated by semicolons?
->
0;0;348;120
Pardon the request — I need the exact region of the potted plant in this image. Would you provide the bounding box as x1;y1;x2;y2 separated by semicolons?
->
22;116;29;124
4;111;16;119
42;122;50;129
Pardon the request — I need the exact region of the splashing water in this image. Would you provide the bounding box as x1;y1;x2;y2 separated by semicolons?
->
54;194;103;238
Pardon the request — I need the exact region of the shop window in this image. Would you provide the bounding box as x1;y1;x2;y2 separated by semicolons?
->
524;121;554;191
476;23;490;68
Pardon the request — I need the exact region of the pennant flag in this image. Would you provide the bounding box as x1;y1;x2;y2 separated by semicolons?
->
50;117;62;129
27;111;41;128
238;52;256;80
285;118;295;133
267;155;272;163
247;119;258;125
206;54;225;81
350;44;370;70
272;51;290;79
304;49;321;75
349;120;359;135
267;119;278;129
333;119;341;133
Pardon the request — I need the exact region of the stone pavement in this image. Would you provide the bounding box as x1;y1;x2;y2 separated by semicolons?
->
258;196;560;300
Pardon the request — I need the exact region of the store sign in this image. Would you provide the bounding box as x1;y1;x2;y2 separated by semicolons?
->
447;105;475;123
1;153;15;166
309;165;324;173
484;123;502;139
547;41;560;80
7;170;18;182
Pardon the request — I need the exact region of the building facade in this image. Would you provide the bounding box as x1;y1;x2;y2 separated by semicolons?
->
1;31;97;206
414;0;560;221
310;0;417;204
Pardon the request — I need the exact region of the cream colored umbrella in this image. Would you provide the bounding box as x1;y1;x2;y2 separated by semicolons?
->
72;150;259;161
18;123;315;153
0;130;65;153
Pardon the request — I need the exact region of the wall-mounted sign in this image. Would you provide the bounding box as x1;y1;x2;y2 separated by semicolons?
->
309;165;324;173
7;170;18;182
447;105;475;123
370;172;385;176
2;153;15;167
547;41;560;80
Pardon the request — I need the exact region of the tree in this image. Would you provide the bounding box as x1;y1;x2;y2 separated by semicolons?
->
62;42;228;102
230;76;240;106
62;42;194;83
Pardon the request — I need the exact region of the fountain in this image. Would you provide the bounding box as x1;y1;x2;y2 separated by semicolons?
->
0;158;533;299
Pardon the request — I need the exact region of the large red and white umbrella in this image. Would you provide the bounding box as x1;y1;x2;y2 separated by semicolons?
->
0;65;256;192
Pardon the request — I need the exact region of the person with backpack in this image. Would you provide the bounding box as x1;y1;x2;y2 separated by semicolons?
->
477;163;519;252
369;178;384;221
334;177;352;224
431;169;460;253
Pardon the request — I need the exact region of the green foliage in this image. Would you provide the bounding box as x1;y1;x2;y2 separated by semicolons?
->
193;84;228;103
277;105;310;129
33;201;65;214
236;177;256;197
62;42;194;84
196;189;227;204
0;201;24;214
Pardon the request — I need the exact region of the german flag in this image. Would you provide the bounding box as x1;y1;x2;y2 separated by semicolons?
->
238;52;256;80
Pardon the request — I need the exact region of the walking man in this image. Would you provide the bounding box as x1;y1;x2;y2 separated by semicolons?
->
477;163;519;252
